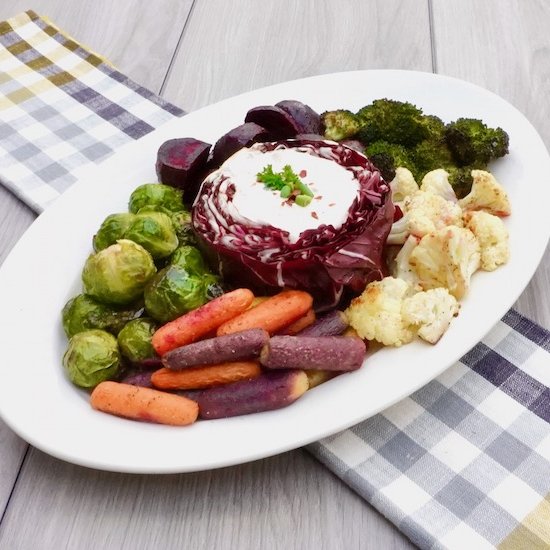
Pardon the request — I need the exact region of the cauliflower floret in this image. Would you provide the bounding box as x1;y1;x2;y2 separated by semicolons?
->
404;191;463;238
390;167;419;203
464;210;509;271
391;235;421;289
345;277;414;347
402;288;459;344
458;170;511;216
420;169;458;203
409;226;481;299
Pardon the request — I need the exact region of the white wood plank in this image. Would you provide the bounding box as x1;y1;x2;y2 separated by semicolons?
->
431;0;550;328
162;0;433;111
0;447;414;550
0;0;194;94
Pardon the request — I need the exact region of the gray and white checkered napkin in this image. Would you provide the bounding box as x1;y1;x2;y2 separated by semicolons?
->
309;310;550;549
2;11;549;550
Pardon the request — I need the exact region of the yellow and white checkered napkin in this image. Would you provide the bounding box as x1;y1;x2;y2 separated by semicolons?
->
0;10;183;211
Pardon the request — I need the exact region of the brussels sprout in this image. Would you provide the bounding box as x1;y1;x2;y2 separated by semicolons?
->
124;211;179;260
169;210;196;245
62;329;121;388
82;239;156;305
128;183;184;214
137;206;195;246
62;294;142;338
144;265;210;323
169;245;209;273
93;213;136;252
117;318;158;363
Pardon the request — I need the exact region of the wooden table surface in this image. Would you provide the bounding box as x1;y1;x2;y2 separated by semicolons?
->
0;2;548;549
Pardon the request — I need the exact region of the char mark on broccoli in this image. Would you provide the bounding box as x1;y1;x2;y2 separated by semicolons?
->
365;140;416;182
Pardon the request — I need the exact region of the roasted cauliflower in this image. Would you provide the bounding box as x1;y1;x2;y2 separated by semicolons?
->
404;191;463;238
409;226;481;299
391;235;421;289
390;167;419;203
402;288;459;344
463;210;509;271
458;170;511;216
420;169;458;203
345;277;415;347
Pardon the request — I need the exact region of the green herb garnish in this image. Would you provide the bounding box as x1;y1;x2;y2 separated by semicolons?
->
256;164;314;206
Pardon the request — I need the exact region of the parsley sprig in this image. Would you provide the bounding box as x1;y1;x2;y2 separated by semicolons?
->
257;164;313;207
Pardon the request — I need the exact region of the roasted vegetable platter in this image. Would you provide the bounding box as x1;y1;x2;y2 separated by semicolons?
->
0;70;548;473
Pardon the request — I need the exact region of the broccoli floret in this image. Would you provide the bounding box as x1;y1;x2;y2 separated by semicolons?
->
412;139;455;181
446;166;474;199
356;99;428;147
365;140;416;182
321;110;361;141
420;115;446;142
445;118;509;166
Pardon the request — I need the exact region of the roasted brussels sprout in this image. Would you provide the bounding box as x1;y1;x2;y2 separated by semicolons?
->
62;329;121;388
93;213;136;252
169;210;196;245
144;265;209;323
128;183;184;214
62;294;142;338
117;318;158;363
82;239;156;305
169;245;209;272
124;211;179;259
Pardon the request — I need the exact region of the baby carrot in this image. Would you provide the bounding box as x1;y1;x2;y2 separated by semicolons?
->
216;290;313;336
278;308;316;335
152;288;255;356
151;361;262;390
90;381;199;426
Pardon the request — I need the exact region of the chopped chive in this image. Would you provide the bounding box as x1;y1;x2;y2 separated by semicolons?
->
296;180;314;197
280;185;292;198
295;194;313;207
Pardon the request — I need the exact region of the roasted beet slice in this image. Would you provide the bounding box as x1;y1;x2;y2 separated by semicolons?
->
211;122;270;166
244;105;300;139
156;138;211;205
275;100;321;134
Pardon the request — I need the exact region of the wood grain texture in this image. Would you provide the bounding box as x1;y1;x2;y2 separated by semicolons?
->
431;0;550;328
0;0;193;93
0;447;414;550
162;0;433;110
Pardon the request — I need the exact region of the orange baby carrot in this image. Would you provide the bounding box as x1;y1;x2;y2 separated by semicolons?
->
279;308;316;335
152;288;255;356
90;381;198;426
216;290;313;336
151;361;261;390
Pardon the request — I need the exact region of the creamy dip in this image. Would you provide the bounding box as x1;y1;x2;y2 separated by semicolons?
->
216;147;360;242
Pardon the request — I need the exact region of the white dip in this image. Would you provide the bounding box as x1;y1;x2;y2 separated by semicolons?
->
218;147;360;242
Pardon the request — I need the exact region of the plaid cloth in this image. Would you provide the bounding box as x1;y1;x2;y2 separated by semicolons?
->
1;11;549;550
0;10;183;212
309;310;550;549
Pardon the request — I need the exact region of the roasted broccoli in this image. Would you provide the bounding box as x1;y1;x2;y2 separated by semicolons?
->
445;118;509;166
446;166;475;199
321;110;361;141
411;138;454;181
365;140;416;182
356;99;428;147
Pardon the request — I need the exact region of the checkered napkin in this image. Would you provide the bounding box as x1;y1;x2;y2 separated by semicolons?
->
2;11;549;550
309;309;550;549
0;10;183;212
